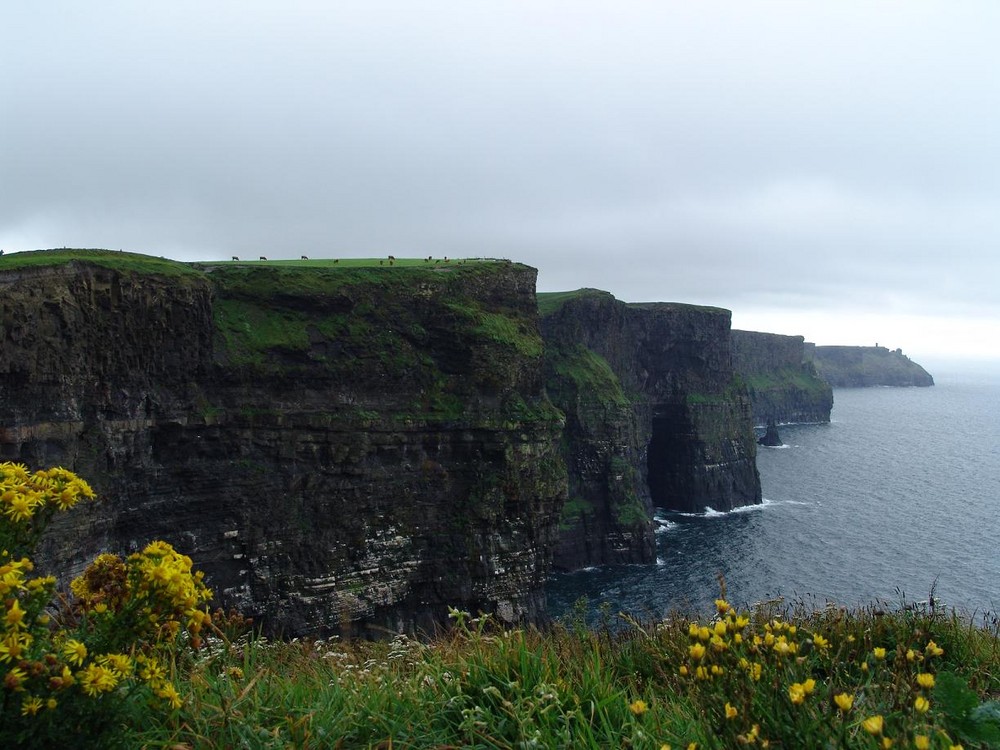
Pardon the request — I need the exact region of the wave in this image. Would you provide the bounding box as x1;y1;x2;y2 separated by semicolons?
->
665;497;810;519
654;519;678;534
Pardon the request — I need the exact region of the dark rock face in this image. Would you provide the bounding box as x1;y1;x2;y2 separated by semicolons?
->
732;330;833;425
812;346;934;387
541;291;762;570
0;254;566;637
757;422;782;447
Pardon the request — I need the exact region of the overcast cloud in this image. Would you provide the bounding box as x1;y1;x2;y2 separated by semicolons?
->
3;1;999;359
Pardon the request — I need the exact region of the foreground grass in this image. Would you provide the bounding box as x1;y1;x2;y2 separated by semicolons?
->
128;600;1000;749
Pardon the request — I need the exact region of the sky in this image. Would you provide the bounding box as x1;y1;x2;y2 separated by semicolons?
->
3;2;999;361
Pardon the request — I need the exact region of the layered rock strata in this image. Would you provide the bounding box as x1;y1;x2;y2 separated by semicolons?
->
0;252;566;637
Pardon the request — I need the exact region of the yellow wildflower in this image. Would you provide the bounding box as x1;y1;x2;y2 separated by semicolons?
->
713;620;727;637
788;682;806;705
77;664;119;696
45;697;57;710
873;647;887;660
802;678;816;695
689;642;706;661
21;695;43;716
62;639;88;666
4;492;38;522
862;715;884;735
678;665;689;676
695;666;709;680
907;648;918;662
925;640;944;657
881;738;893;749
0;632;30;663
711;635;728;652
916;672;935;689
697;626;711;642
715;598;730;614
99;653;134;677
812;634;830;650
725;702;738;719
914;695;930;713
4;599;27;629
156;681;183;710
629;699;648;716
914;736;930;750
834;692;854;712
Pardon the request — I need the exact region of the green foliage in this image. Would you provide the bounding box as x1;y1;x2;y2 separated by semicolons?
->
935;671;1000;746
125;596;1000;749
744;367;831;396
547;344;630;409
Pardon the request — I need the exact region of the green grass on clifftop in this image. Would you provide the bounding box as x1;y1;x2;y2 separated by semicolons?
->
128;598;1000;749
0;248;205;279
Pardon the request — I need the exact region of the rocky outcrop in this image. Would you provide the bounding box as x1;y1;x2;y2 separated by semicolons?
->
540;290;762;570
812;346;934;387
757;422;782;447
0;251;566;637
732;330;833;425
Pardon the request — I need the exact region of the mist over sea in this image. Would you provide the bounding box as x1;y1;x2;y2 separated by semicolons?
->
547;360;1000;622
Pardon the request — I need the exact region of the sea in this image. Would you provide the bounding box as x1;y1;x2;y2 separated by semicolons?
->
546;360;1000;623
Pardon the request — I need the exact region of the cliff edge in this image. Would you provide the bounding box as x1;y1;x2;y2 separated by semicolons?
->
540;290;762;570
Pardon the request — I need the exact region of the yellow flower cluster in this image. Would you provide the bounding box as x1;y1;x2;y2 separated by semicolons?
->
71;540;214;647
669;597;958;748
0;462;95;524
1;464;213;733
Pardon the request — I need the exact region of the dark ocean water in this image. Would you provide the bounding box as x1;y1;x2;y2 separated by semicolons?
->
546;361;1000;621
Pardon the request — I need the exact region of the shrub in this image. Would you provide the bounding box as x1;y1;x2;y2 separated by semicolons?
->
0;462;212;748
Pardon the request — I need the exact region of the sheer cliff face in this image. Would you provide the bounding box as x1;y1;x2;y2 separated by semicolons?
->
541;291;761;570
0;255;566;637
731;330;833;426
812;346;934;387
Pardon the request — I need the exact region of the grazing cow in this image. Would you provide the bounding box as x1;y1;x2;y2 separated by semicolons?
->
301;255;308;260
231;256;239;261
334;259;339;264
259;256;267;261
388;255;395;261
380;260;384;266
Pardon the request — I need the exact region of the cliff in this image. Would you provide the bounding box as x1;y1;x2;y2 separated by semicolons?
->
540;290;762;570
812;346;935;387
0;250;566;637
731;330;833;425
